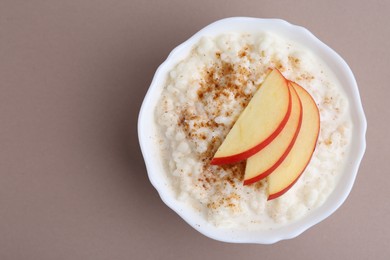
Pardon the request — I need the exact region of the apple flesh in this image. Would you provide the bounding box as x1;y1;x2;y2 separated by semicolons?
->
211;69;291;165
243;84;303;185
267;81;320;200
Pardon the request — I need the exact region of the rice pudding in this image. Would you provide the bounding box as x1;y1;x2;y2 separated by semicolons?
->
155;32;352;229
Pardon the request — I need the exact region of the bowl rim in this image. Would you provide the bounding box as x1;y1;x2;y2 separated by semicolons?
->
138;17;367;244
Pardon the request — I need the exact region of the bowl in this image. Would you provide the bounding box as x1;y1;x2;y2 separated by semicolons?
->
138;17;367;244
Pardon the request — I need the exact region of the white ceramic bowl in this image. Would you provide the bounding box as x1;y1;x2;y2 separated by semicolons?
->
138;17;367;244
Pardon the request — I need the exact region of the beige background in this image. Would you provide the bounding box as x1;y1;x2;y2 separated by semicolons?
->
0;0;387;259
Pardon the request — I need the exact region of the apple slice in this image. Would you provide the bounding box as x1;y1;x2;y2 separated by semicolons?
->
211;69;291;165
267;82;320;200
243;84;303;185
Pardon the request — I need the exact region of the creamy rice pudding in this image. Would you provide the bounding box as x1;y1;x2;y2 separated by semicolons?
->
155;32;351;229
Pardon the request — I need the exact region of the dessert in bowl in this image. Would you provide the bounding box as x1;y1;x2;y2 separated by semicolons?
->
138;17;366;243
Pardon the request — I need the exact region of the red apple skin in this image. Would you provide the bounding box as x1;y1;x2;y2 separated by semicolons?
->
210;83;292;165
267;130;319;200
243;88;303;185
267;81;320;201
